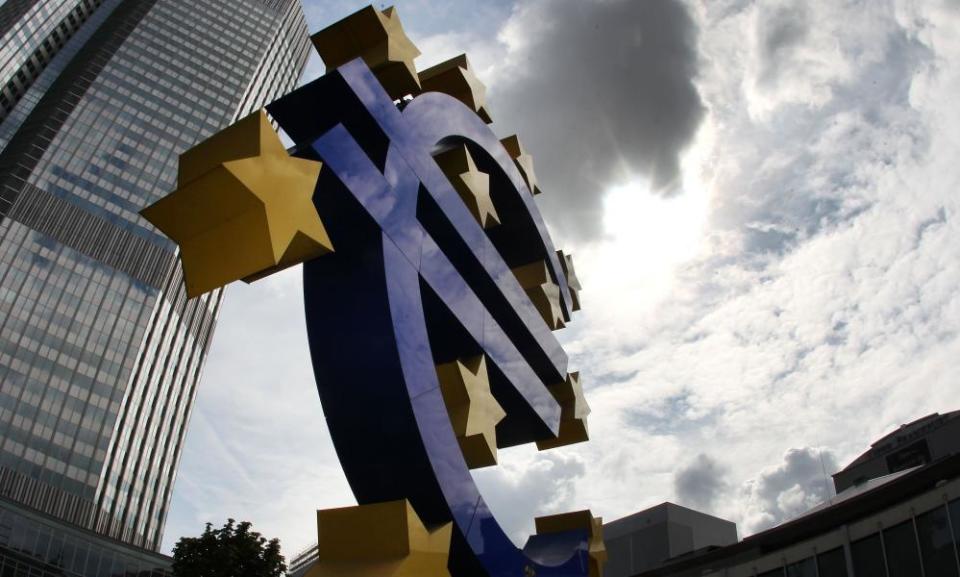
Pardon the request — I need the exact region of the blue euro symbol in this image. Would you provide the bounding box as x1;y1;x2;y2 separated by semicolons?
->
267;59;590;577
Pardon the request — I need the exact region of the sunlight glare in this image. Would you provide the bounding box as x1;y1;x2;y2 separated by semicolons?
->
577;124;714;319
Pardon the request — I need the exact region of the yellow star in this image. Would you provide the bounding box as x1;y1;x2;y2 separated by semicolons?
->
512;261;565;330
419;54;492;123
534;511;606;577
140;110;332;298
536;372;590;450
435;356;506;469
311;5;421;100
310;499;452;577
557;250;582;311
501;135;542;195
434;144;500;228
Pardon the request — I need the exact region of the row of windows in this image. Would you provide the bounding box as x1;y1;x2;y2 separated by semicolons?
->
0;0;76;77
3;0;162;512
0;0;129;156
0;223;154;497
0;0;103;121
1;0;304;549
755;497;960;577
88;0;301;549
0;504;170;577
0;0;167;524
28;2;266;244
234;0;309;121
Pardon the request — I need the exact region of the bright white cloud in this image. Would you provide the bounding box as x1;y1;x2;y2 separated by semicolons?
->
473;447;587;547
162;268;354;554
739;447;838;534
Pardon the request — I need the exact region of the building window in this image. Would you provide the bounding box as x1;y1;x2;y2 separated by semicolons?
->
885;439;931;472
916;505;959;577
758;568;785;577
785;557;816;577
816;547;848;577
883;521;922;577
851;533;887;577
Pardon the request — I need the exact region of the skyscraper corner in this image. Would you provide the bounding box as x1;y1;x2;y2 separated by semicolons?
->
0;0;311;573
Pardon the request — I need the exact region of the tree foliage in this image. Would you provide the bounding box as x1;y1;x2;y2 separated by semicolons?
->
171;519;286;577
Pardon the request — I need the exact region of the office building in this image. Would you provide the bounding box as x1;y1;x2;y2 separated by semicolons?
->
0;0;310;574
634;411;960;577
604;503;737;577
288;543;319;577
833;410;960;493
634;455;960;577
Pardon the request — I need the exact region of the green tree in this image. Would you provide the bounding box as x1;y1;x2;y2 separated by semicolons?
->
171;519;286;577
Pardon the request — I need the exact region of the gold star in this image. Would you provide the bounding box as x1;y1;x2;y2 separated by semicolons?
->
311;499;452;577
140;110;331;298
512;261;565;330
534;511;606;577
536;372;590;450
501;135;542;195
311;5;421;100
435;356;506;469
557;250;582;312
434;144;499;228
419;54;492;123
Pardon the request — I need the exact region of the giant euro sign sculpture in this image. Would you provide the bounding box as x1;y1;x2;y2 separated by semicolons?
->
142;6;601;577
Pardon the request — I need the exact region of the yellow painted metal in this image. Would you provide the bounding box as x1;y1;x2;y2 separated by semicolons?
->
512;261;565;330
435;355;506;469
536;372;590;450
534;510;606;577
419;54;492;123
140;110;331;298
557;250;582;311
307;500;452;577
311;5;421;100
434;144;499;229
501;135;542;195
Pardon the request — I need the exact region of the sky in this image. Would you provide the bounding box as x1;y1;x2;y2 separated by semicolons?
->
161;0;960;558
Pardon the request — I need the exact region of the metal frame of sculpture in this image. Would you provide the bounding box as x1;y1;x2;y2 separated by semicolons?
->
142;6;602;577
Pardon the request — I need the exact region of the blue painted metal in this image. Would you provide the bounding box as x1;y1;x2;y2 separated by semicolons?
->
268;59;588;577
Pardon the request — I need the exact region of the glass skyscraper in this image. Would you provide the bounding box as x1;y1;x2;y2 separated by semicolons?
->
0;0;310;574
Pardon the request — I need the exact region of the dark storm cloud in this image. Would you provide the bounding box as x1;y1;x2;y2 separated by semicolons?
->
489;0;705;240
674;454;727;511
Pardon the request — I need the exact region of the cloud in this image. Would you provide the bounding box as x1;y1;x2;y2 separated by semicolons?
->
674;454;728;512
162;268;354;554
547;0;960;536
755;2;810;78
740;1;904;118
740;448;837;534
483;0;705;240
704;1;931;256
297;0;707;242
473;448;587;546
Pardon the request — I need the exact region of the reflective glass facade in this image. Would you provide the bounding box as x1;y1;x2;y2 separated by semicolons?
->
0;498;171;576
0;0;105;123
0;0;309;556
